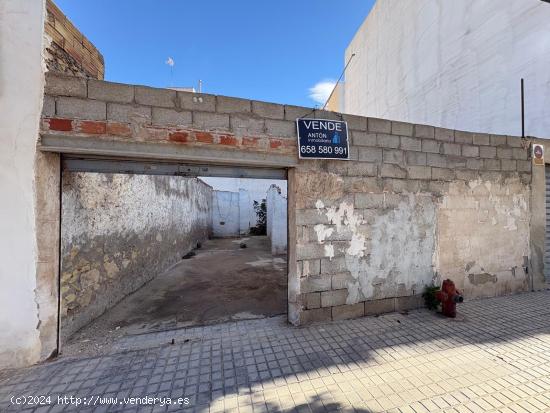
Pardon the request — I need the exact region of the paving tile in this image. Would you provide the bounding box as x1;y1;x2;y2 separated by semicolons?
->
3;292;550;411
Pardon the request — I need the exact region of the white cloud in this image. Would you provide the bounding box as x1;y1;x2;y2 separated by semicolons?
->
309;80;336;105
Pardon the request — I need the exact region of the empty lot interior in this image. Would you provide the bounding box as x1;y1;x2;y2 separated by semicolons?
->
60;169;288;354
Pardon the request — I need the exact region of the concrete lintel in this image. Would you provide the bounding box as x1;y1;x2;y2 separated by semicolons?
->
62;157;287;180
39;133;298;168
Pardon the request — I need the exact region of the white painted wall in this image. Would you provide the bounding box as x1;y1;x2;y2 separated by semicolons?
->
0;0;46;369
212;191;240;237
344;0;550;138
62;175;212;247
238;188;253;235
61;174;212;339
200;178;287;198
202;177;287;236
267;195;273;239
266;186;287;255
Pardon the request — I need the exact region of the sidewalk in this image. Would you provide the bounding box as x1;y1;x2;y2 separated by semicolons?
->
1;291;550;412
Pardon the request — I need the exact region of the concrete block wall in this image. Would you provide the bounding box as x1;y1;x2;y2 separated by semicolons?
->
40;73;534;327
294;127;531;322
60;174;212;340
44;0;104;79
40;73;300;160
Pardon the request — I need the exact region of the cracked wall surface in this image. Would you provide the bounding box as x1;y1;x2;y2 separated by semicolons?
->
297;170;532;323
60;173;212;341
4;5;545;371
437;177;530;298
309;194;436;304
32;74;538;362
0;0;46;370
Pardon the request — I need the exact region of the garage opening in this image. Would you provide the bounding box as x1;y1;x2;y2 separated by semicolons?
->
58;157;287;354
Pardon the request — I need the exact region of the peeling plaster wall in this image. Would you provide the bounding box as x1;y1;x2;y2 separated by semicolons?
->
60;173;212;340
296;171;438;317
297;167;532;322
314;194;436;303
0;0;46;370
40;74;536;332
437;177;530;297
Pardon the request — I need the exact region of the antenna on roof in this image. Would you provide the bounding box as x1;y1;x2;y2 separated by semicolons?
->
166;57;175;84
323;53;356;111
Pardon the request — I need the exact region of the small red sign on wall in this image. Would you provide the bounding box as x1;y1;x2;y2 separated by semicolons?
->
533;144;544;166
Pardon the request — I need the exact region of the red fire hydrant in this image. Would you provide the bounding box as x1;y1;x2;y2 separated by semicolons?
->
436;279;463;318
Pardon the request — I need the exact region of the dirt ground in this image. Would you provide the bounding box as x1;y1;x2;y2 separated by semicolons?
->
63;236;287;356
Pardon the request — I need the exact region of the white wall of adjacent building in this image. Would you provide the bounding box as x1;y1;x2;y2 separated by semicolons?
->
344;0;550;138
0;0;46;369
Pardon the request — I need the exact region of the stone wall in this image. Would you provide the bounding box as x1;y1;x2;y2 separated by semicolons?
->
40;73;534;327
44;0;104;79
60;173;212;340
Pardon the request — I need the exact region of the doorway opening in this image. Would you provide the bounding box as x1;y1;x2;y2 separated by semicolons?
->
58;157;288;355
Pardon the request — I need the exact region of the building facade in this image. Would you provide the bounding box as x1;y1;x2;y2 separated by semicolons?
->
343;0;550;138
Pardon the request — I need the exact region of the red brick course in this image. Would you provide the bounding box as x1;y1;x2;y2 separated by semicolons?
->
168;132;189;143
48;118;73;131
42;117;298;156
77;120;106;134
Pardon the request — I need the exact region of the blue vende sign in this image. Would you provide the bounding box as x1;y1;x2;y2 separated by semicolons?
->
296;118;350;160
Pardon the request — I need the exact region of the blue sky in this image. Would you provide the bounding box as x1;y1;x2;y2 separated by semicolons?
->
55;0;375;107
